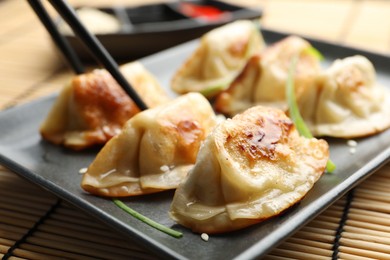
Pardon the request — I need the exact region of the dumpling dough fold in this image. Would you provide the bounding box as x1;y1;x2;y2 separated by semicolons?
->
301;55;390;138
171;20;265;97
81;93;217;197
40;62;170;150
170;106;329;234
214;36;321;116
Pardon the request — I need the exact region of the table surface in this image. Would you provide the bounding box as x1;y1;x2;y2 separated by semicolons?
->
0;0;389;259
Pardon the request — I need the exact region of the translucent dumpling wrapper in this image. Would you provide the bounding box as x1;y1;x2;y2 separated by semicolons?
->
169;105;329;234
214;36;321;117
40;62;170;150
171;20;265;98
81;93;217;197
300;55;390;138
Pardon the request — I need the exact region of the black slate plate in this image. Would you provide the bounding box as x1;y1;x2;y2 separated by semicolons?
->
61;0;262;61
1;30;390;259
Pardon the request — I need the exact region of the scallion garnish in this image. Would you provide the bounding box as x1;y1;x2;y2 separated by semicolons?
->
200;82;228;97
325;159;336;173
113;199;183;238
286;56;312;139
286;54;336;173
302;46;324;61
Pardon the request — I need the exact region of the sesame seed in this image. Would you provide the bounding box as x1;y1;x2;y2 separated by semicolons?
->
201;233;209;242
160;165;170;172
79;167;88;174
347;140;357;147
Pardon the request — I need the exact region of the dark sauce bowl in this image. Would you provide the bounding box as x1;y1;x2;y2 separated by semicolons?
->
58;0;262;62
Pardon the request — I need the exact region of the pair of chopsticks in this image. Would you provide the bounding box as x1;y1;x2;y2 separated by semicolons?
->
27;0;148;111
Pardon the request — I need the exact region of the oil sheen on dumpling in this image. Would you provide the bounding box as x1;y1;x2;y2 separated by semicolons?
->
81;93;217;197
171;20;265;98
214;36;321;117
302;55;390;138
40;62;170;150
169;105;329;234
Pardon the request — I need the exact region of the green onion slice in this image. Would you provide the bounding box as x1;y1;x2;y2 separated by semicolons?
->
200;81;229;97
286;55;313;138
302;46;324;61
113;199;183;238
286;54;335;173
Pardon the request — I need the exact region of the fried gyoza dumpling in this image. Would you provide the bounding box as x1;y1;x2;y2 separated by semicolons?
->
169;106;329;234
81;93;217;197
301;55;390;138
214;36;321;117
171;20;265;98
40;62;170;150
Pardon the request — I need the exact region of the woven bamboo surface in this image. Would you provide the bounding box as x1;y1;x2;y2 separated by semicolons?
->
0;0;389;259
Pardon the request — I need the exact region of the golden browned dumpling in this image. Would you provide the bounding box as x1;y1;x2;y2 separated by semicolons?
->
40;62;170;150
81;93;217;197
301;55;390;138
171;20;265;98
214;36;321;116
169;106;329;234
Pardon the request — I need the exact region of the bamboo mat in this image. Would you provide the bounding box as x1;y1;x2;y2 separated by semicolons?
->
0;0;390;259
0;166;389;259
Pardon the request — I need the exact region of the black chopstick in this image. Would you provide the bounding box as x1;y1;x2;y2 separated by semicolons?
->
27;0;85;75
47;0;148;111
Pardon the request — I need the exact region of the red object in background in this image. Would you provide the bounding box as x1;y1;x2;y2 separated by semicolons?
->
179;2;227;21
